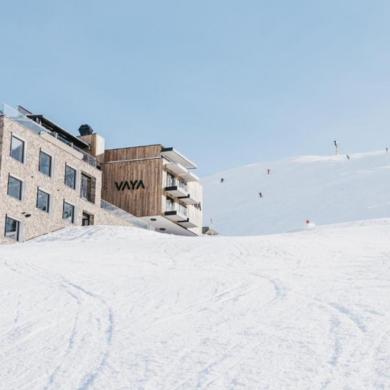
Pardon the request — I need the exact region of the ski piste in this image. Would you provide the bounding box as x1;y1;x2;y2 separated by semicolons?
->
203;151;390;236
0;220;389;389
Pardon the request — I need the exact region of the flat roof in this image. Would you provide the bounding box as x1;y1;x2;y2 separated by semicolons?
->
27;115;89;149
105;143;162;151
161;147;197;169
105;144;198;169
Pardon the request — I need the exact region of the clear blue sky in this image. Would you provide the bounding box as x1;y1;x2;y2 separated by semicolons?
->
1;0;390;175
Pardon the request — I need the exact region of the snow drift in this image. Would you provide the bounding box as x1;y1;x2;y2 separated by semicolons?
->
203;151;390;236
1;221;390;389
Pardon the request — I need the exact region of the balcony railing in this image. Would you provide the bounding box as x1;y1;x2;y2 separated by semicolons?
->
1;103;97;168
1;103;50;136
165;201;188;217
101;200;152;230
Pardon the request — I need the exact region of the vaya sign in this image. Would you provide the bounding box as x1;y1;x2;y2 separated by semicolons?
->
115;180;146;191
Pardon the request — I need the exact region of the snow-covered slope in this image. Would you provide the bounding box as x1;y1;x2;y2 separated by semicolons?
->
203;151;390;236
1;222;390;389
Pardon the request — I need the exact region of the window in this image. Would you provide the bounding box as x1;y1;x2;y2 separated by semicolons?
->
80;174;93;202
166;197;175;211
5;216;20;241
179;179;187;192
63;202;75;223
37;189;50;212
167;173;175;187
82;213;93;226
178;204;188;217
39;151;52;177
10;136;25;163
7;176;23;200
65;165;77;189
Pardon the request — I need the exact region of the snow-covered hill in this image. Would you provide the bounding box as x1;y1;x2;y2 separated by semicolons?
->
203;151;390;236
1;221;390;389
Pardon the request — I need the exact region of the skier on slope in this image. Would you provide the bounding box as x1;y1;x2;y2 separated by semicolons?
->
259;192;263;198
305;220;316;229
347;154;350;160
221;178;224;183
267;169;271;174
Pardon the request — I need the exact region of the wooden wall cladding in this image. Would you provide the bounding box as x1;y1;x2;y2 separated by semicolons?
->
104;145;162;163
101;158;163;217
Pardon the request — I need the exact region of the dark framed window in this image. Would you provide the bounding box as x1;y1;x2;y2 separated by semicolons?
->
39;151;52;177
63;202;75;223
10;136;25;163
82;212;92;226
7;176;23;200
80;174;93;202
65;165;77;189
5;216;20;241
37;189;50;212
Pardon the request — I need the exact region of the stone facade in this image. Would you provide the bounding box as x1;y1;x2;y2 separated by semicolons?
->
0;116;133;245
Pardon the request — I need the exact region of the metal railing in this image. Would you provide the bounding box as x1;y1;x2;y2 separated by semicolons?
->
101;200;153;230
1;103;97;168
73;145;97;167
1;103;51;136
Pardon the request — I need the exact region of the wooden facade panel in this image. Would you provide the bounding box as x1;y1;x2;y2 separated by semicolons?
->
102;159;163;217
104;144;162;163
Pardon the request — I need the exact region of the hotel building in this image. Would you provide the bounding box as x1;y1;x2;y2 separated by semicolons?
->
0;104;202;244
97;144;203;236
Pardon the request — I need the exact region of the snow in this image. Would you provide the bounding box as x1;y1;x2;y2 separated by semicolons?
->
1;221;390;389
203;151;390;236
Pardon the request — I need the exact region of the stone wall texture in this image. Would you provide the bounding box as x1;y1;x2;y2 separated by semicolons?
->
0;116;134;245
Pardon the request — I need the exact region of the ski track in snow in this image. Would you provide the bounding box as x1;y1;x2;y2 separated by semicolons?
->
0;221;390;389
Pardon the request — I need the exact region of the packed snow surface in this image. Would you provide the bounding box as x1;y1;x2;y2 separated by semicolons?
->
1;221;390;389
203;151;390;236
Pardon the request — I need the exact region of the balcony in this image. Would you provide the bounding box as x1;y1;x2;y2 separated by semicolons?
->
165;185;188;198
179;171;199;182
165;210;187;222
165;162;188;175
165;203;188;222
178;219;197;228
178;194;198;205
161;147;197;169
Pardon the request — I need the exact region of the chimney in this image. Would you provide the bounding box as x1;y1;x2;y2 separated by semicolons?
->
78;125;105;164
78;124;94;136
